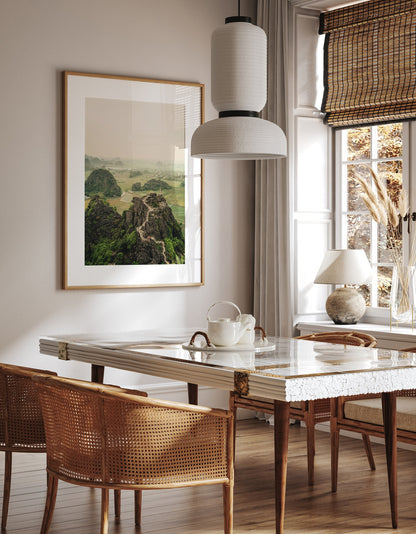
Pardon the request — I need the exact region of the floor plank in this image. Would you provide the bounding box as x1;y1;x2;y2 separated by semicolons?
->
1;420;416;533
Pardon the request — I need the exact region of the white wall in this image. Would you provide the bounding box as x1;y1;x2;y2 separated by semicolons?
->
0;0;256;402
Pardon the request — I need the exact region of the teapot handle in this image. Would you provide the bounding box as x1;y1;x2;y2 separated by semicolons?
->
207;301;242;322
255;326;267;342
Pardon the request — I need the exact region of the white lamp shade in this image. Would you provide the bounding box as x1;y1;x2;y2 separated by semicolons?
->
191;16;287;161
314;249;372;285
191;115;287;160
211;21;267;112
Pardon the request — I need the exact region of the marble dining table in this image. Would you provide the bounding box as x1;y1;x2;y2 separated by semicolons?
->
39;330;416;533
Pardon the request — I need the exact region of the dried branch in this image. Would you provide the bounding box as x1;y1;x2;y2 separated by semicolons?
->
386;198;400;227
353;175;379;209
359;193;380;223
368;166;389;206
397;188;409;218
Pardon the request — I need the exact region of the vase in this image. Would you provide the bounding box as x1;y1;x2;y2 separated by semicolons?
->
390;265;416;324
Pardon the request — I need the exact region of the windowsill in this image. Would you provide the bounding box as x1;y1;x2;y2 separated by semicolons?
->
295;319;416;350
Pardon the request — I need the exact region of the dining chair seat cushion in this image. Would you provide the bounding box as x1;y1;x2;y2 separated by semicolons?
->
344;397;416;432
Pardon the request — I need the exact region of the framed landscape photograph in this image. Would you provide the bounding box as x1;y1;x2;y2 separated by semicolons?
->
63;71;204;289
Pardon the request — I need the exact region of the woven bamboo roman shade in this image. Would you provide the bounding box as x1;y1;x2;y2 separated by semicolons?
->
319;0;416;128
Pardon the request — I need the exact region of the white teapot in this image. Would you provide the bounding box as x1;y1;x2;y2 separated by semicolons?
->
207;301;256;347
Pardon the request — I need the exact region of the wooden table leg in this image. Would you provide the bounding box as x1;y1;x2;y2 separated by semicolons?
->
187;383;198;405
91;364;104;384
382;391;397;529
274;400;290;534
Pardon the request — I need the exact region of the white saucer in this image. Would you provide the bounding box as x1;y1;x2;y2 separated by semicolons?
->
182;340;276;352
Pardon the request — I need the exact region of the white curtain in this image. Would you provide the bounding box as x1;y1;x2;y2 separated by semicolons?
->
254;0;292;337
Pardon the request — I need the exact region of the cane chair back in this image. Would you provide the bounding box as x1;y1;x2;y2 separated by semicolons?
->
231;331;377;486
296;331;377;347
0;363;56;530
350;332;378;347
34;375;234;534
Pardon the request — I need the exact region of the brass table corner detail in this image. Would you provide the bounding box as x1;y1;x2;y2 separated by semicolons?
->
58;342;69;360
234;371;249;396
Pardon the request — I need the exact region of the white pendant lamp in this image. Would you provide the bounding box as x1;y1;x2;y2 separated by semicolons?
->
191;5;287;160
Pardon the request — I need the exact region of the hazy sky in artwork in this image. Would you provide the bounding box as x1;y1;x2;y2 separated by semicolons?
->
85;98;185;164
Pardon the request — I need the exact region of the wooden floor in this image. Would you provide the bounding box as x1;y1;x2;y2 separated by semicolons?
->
1;419;416;533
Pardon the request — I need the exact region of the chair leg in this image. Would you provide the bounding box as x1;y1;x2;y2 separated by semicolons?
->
229;392;237;454
223;483;233;534
101;489;109;534
362;433;376;470
40;473;58;534
134;490;142;526
1;451;12;531
114;490;121;519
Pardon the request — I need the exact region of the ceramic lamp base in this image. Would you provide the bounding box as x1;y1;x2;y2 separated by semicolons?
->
326;287;366;325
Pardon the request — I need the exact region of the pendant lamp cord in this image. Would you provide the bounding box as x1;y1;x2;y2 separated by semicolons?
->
238;0;240;16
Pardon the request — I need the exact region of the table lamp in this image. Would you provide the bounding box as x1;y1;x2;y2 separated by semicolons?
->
314;249;372;324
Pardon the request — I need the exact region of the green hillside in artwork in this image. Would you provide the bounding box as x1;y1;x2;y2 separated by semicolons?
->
84;156;185;266
85;168;122;197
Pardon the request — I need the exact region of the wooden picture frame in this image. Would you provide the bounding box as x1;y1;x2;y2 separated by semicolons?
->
63;71;204;289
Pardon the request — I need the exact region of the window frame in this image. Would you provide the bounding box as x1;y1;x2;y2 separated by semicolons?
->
334;121;416;321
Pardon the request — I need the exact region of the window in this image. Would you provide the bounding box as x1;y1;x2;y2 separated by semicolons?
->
336;122;412;315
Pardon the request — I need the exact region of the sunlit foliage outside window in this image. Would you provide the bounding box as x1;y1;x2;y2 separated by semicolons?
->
340;123;404;308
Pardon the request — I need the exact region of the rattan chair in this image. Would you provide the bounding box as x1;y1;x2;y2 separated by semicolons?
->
330;346;416;493
231;331;377;486
0;363;57;530
34;375;234;534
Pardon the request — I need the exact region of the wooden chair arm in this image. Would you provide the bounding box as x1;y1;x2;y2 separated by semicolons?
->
0;363;57;379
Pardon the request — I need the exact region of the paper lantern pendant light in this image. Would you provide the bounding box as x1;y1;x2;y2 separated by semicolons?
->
191;14;287;160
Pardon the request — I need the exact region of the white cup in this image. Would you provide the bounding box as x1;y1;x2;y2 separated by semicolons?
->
207;319;241;347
